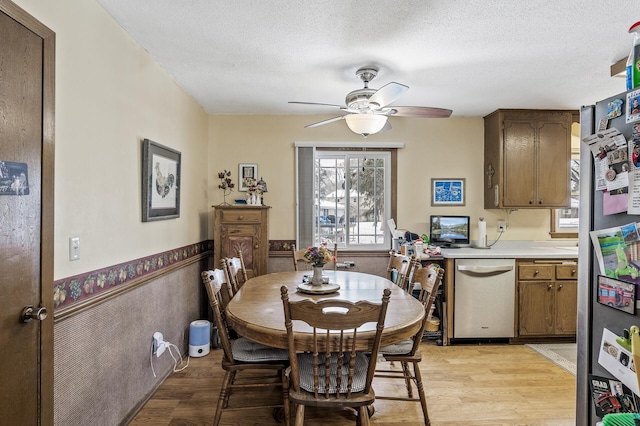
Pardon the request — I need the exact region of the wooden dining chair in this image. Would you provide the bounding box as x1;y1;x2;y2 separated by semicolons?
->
291;244;310;271
374;266;444;426
386;250;412;292
201;267;232;311
280;286;391;426
224;249;249;295
203;275;290;426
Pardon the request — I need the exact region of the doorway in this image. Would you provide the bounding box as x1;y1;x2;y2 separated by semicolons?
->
0;1;55;424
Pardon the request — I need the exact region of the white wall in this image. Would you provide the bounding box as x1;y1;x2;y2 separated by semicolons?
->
14;0;210;279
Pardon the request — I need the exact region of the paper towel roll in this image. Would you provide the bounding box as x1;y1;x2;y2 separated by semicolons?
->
477;219;487;248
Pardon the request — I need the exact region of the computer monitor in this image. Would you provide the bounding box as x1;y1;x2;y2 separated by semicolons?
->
429;215;470;247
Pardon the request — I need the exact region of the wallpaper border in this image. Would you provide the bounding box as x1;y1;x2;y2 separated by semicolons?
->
53;241;213;313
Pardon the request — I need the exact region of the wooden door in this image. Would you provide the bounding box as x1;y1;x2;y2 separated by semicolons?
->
519;281;554;335
503;120;536;206
536;118;571;207
0;2;55;424
555;280;578;335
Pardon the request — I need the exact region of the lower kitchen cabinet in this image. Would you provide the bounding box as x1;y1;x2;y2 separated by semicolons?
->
518;260;577;337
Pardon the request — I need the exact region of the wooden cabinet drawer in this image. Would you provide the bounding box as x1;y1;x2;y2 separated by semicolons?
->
556;264;578;280
220;209;262;223
518;264;554;280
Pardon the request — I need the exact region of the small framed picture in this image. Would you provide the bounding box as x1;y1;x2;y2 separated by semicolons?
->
597;275;636;315
431;178;465;206
238;163;258;191
141;139;181;221
626;89;640;124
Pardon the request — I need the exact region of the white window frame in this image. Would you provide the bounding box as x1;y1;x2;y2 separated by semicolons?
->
295;142;402;251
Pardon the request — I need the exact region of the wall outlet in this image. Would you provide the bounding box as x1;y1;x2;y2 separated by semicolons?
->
152;332;166;357
69;237;80;261
497;220;507;232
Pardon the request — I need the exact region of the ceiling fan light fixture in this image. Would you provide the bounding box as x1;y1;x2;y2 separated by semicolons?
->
344;114;387;136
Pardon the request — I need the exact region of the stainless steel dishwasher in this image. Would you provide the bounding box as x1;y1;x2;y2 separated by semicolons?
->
453;258;516;338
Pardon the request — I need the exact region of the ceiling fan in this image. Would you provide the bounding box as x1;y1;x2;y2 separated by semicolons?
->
289;66;452;136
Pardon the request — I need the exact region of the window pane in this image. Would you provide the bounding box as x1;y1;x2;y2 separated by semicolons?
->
312;151;389;249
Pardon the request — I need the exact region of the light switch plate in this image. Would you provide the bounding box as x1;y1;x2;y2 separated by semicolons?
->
69;237;80;261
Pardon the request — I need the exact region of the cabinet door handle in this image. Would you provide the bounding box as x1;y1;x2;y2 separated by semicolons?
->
558;284;563;290
254;244;259;249
238;215;244;220
534;270;539;275
548;284;553;289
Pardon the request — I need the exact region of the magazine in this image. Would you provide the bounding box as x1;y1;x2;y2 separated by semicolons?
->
589;374;640;418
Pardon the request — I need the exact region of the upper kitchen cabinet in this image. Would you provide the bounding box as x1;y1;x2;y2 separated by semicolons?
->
484;109;576;209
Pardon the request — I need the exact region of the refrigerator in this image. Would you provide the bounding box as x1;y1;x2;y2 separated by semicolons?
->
578;89;640;425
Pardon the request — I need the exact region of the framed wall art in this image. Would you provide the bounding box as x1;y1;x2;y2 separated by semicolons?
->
142;138;181;222
431;178;465;206
238;163;258;191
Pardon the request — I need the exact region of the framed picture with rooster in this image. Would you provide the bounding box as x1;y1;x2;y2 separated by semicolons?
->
142;138;181;221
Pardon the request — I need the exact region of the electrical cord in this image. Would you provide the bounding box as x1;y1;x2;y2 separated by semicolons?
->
486;229;504;248
150;340;190;377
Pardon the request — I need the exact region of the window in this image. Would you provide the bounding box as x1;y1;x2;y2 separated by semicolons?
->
551;120;580;238
296;144;397;250
551;157;579;238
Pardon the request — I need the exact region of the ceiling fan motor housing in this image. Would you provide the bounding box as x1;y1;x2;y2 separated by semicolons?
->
345;67;380;112
345;88;377;112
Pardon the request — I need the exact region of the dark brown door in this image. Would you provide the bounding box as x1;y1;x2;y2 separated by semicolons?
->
0;1;55;424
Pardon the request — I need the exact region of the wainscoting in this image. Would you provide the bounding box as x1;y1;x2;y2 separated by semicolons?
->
53;252;210;425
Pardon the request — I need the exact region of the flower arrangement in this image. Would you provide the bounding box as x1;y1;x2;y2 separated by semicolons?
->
217;170;234;205
303;245;333;267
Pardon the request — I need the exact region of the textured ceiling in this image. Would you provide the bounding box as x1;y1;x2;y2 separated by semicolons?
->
96;0;636;118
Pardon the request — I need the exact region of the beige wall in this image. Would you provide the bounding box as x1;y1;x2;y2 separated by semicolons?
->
209;114;567;244
13;0;572;281
15;0;211;279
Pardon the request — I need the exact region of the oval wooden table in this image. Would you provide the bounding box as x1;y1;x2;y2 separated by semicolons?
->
225;270;425;351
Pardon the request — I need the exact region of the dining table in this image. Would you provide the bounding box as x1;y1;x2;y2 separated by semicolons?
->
225;270;425;351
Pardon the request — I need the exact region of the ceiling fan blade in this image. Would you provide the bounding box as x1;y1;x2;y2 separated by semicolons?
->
368;82;409;109
380;120;392;133
289;101;343;109
304;116;345;128
387;106;452;118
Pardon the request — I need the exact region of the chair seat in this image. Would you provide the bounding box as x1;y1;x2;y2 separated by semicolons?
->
298;352;368;394
232;337;289;362
378;338;413;355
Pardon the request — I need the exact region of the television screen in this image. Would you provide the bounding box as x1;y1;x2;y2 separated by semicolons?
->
429;215;470;247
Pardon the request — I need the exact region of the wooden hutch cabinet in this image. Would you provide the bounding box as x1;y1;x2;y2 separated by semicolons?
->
518;260;578;337
484;109;575;209
213;205;270;278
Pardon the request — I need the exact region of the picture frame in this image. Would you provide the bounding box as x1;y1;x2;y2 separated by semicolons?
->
238;163;258;191
141;139;181;222
626;89;640;124
597;275;636;315
431;178;465;206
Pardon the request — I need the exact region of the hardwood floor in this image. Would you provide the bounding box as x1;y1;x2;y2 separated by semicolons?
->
130;341;576;425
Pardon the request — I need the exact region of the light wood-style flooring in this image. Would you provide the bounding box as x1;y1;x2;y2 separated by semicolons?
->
130;341;576;425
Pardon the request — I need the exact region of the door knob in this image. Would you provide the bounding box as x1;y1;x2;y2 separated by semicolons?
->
21;306;47;323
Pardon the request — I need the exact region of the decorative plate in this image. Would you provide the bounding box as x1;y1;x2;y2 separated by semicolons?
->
297;282;340;295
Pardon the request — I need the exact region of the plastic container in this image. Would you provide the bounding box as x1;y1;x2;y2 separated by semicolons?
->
627;21;640;90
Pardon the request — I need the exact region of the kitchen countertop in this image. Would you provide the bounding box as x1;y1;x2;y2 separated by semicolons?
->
437;240;579;260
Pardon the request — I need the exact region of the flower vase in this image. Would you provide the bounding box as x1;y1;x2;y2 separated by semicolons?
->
311;265;324;286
